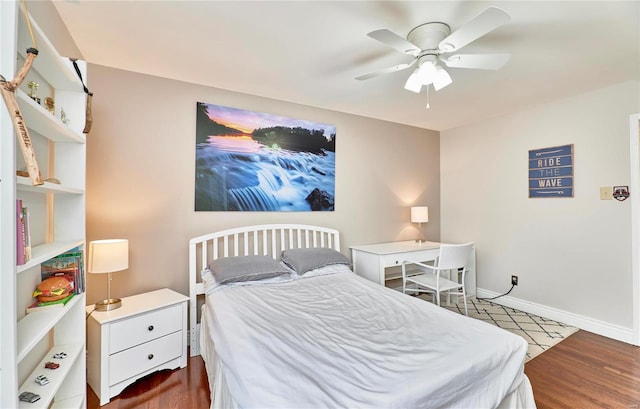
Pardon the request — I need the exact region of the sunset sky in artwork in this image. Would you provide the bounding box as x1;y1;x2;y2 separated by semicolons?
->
204;103;336;137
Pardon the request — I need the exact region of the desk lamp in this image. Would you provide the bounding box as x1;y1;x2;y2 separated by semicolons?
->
411;206;429;243
88;239;128;311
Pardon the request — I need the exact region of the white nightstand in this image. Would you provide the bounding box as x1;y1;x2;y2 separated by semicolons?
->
86;288;189;405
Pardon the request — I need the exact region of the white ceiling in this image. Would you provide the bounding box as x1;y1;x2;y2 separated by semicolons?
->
52;1;639;131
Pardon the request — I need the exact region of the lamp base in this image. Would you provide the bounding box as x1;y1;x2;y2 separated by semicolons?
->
95;298;122;311
415;239;427;244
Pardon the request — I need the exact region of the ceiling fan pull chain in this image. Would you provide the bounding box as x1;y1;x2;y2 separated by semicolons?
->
426;85;430;109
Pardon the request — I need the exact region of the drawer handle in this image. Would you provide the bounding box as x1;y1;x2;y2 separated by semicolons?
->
148;325;154;331
148;354;154;360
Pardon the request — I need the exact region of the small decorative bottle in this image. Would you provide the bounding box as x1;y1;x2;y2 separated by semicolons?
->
27;81;41;104
60;108;70;124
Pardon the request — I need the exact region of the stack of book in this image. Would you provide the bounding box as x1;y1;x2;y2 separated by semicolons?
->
40;247;85;295
26;247;85;314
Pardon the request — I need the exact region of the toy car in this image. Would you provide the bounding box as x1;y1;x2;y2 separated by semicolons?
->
19;391;40;403
44;361;59;369
52;352;67;359
34;375;49;386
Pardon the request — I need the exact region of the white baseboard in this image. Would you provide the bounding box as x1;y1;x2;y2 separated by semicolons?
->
476;288;636;345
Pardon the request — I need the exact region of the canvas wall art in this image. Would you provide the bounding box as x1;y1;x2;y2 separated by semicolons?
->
195;102;336;211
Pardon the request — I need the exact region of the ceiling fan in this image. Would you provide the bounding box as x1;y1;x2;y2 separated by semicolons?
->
356;7;511;100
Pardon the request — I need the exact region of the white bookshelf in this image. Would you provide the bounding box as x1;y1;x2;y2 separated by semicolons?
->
0;2;87;408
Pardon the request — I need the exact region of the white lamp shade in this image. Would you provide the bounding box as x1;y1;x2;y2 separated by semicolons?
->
411;206;429;223
432;66;453;91
417;61;437;85
404;68;423;93
88;239;129;274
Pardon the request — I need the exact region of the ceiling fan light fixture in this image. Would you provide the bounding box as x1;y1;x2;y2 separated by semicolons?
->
404;68;423;93
432;66;452;91
417;60;437;85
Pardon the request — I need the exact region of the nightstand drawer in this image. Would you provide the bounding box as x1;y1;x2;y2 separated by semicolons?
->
110;304;182;353
109;330;182;385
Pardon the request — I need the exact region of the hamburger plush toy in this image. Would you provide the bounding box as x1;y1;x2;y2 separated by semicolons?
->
33;276;73;302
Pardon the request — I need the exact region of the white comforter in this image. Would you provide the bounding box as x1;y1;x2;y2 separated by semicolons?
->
204;270;528;409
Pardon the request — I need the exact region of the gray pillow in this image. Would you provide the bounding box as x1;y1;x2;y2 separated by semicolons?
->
281;248;351;275
208;255;290;285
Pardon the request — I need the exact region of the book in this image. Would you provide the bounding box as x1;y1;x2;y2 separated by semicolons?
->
16;199;24;265
65;246;85;294
23;205;31;262
26;293;75;314
67;248;85;294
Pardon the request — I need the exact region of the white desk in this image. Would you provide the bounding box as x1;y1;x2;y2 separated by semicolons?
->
350;241;476;296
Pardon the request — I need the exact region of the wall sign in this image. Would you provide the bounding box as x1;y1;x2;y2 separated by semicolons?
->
528;144;574;198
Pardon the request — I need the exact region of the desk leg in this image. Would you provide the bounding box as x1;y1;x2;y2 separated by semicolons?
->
467;247;477;297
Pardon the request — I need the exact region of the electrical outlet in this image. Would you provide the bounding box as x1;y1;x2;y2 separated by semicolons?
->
511;275;518;286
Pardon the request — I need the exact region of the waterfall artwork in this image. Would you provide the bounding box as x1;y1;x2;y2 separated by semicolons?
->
195;102;336;211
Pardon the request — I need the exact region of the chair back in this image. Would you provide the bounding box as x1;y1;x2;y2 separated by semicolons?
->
437;243;474;270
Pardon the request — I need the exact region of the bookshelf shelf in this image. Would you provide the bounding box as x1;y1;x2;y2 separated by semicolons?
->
16;241;84;275
17;177;84;195
17;342;83;409
16;6;82;92
16;296;83;363
50;394;85;409
16;91;85;144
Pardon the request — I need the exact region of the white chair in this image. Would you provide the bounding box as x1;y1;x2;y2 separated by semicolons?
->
401;243;474;316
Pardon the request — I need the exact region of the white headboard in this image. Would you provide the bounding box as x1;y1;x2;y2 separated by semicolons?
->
189;224;341;356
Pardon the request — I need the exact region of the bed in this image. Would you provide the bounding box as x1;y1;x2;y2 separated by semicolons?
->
189;224;536;409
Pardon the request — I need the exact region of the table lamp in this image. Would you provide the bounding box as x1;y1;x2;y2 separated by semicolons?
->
411;206;429;243
88;239;128;311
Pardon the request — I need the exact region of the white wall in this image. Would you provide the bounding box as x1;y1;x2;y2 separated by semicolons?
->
441;81;640;339
85;64;440;303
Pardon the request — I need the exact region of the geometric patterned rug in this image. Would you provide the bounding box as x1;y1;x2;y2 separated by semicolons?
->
424;296;579;361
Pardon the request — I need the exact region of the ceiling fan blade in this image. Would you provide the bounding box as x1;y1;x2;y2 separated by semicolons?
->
355;60;416;80
438;7;510;53
367;29;422;56
443;53;511;70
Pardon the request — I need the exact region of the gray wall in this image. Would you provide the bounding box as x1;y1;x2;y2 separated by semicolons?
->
85;64;440;304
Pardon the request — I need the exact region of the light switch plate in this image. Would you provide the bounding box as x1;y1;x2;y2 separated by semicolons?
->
600;187;613;200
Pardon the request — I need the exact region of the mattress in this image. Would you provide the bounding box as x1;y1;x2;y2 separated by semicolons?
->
201;270;536;408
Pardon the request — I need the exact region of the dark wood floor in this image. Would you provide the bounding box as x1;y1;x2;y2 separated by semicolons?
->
525;330;640;409
88;331;640;408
